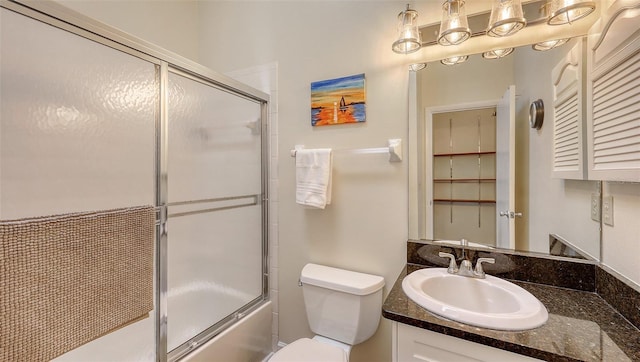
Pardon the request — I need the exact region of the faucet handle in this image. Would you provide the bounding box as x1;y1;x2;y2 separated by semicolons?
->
474;257;495;277
438;252;459;274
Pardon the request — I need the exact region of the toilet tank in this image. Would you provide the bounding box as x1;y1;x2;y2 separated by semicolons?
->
300;264;385;345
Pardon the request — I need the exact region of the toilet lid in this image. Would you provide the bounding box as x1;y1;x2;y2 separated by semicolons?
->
270;338;348;362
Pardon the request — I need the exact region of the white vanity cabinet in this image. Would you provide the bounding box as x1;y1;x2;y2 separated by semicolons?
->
392;322;542;362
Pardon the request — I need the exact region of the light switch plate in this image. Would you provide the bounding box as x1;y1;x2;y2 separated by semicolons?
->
591;194;601;222
603;195;614;226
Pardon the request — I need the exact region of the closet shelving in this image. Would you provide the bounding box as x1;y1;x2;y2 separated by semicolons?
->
433;151;496;204
434;151;496;157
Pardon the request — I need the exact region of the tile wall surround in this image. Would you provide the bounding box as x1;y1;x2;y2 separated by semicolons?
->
267;64;279;352
225;62;280;351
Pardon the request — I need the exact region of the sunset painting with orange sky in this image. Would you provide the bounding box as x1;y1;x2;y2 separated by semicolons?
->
311;73;366;127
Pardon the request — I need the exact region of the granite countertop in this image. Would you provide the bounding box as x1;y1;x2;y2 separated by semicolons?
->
382;264;640;362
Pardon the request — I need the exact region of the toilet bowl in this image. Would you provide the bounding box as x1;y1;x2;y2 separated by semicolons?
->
269;264;385;362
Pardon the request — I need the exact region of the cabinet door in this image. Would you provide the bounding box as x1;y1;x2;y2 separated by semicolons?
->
586;0;640;181
394;322;541;362
552;40;587;180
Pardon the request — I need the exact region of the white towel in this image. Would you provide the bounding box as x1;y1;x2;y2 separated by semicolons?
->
296;148;333;209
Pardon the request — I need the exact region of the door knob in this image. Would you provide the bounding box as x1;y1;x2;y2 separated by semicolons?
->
500;211;522;219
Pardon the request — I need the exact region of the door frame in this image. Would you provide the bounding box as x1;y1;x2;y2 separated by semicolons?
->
423;100;500;240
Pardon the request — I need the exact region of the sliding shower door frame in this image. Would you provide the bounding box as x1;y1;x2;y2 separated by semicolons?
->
1;2;270;361
163;66;270;361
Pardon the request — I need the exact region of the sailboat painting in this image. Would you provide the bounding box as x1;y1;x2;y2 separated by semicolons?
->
311;73;366;126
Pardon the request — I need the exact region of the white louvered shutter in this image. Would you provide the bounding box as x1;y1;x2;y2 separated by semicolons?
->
586;0;640;181
552;41;586;179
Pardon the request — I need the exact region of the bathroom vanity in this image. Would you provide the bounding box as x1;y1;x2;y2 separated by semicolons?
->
382;240;640;361
393;322;540;361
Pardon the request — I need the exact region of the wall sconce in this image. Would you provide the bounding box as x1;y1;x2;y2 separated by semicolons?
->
547;0;596;25
438;0;472;46
441;55;469;65
482;48;514;59
392;4;422;54
532;38;569;50
486;0;527;37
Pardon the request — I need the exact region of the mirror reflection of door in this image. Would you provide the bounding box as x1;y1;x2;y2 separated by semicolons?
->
426;87;516;248
496;85;516;249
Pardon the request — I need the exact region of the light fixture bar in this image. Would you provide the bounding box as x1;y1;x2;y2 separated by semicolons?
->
441;55;469;65
409;63;428;71
547;0;596;25
486;0;527;37
392;4;422;54
532;38;569;50
419;0;550;46
482;48;515;59
438;0;472;46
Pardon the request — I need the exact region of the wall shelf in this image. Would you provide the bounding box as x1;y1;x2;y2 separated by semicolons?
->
433;178;496;183
434;151;496;157
434;199;496;204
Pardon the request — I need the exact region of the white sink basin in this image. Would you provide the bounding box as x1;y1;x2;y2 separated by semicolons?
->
402;268;548;331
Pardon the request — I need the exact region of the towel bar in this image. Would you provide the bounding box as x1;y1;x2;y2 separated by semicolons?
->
290;138;402;162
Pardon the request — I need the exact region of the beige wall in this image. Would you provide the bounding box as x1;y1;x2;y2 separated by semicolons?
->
45;0;640;359
196;2;409;361
602;181;640;285
418;55;515;109
56;0;200;62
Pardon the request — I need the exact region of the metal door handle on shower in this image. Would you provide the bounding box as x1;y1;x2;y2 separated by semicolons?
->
500;211;523;218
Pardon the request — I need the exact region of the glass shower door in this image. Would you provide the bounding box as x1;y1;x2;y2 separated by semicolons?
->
1;3;269;361
1;7;158;361
166;70;265;355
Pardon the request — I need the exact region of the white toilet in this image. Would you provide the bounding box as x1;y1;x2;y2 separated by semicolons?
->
270;263;385;362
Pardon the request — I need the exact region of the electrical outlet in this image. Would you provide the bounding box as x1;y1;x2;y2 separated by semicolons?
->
591;194;601;222
603;196;614;226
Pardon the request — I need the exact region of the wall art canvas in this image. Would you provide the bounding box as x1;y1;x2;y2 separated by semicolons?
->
311;73;366;126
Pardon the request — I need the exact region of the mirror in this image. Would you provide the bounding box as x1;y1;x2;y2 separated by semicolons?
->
409;37;601;261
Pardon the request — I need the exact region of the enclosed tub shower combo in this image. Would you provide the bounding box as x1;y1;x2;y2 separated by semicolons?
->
0;2;270;361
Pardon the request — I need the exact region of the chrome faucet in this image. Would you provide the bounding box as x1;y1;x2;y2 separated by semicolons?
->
438;252;495;279
461;238;468;259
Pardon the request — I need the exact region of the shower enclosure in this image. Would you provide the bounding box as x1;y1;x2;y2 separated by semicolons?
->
0;2;269;361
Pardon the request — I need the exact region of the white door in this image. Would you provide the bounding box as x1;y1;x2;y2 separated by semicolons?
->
496;85;516;249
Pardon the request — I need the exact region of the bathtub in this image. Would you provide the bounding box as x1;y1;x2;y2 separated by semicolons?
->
180;301;273;362
52;301;272;361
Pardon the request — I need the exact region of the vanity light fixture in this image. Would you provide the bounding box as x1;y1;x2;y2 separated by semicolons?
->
482;47;514;59
437;0;472;46
409;63;427;71
392;4;422;54
486;0;527;37
393;0;597;55
547;0;596;25
532;38;569;50
441;55;469;65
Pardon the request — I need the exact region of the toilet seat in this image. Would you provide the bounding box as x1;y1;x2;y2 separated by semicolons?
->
269;338;348;362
